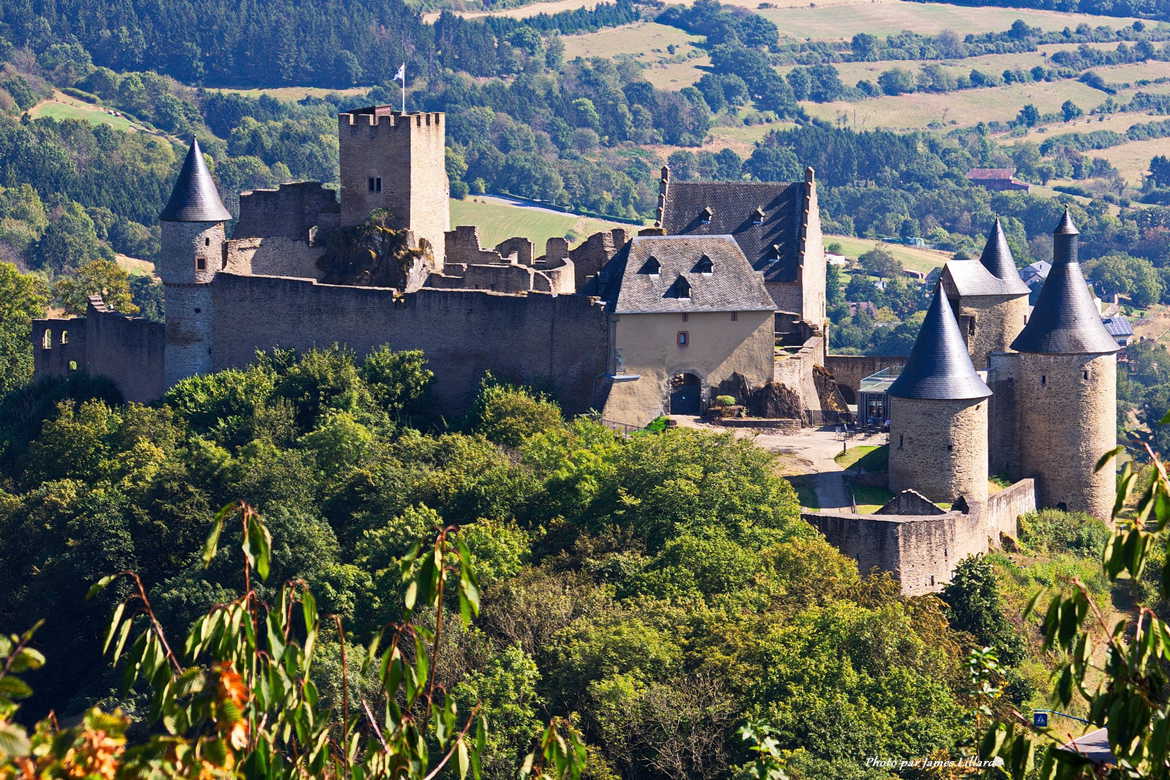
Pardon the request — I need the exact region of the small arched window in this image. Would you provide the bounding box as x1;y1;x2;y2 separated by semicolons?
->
68;360;78;372
205;237;211;247
60;330;69;345
41;330;52;350
1041;375;1047;387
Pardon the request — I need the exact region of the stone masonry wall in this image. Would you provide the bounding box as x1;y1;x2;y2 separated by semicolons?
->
889;396;989;505
235;182;339;240
224;237;326;279
950;294;1029;370
209;273;609;414
985;477;1036;539
1014;351;1117;520
987;352;1020;478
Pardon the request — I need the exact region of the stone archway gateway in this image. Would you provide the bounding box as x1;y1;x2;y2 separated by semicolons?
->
669;373;701;415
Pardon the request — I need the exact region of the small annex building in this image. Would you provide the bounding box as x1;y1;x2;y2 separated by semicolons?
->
590;234;777;422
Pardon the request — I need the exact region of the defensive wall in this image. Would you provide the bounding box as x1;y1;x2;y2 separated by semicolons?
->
804;478;1035;595
209;273;610;414
224;236;326;279
235;182;340;241
32;298;165;403
824;353;908;404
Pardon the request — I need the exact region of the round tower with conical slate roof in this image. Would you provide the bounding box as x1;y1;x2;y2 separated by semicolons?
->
1010;209;1119;520
940;218;1031;369
888;283;992;505
158;138;231;386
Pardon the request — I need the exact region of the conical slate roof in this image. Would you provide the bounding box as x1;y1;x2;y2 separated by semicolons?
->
978;218;1030;295
1010;209;1119;355
888;283;992;400
159;138;231;222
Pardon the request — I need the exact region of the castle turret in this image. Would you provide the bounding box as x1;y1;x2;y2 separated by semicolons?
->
338;107;448;266
888;283;992;505
1010;209;1119;520
159;138;229;386
940;218;1030;369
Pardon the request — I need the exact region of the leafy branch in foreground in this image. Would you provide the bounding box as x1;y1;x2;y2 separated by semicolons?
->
0;501;587;778
980;442;1170;778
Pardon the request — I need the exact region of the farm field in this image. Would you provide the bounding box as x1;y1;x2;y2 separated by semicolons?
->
802;79;1114;131
422;0;603;22
1004;111;1164;145
562;22;709;89
1090;136;1164;184
759;0;1150;42
825;234;951;273
450;195;634;248
115;254;156;277
28;91;138;131
210;86;370;101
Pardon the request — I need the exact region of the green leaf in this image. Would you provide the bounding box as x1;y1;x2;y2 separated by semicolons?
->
103;601;126;655
86;574;116;600
457;737;470;780
0;676;33;700
0;721;30;758
203;505;233;568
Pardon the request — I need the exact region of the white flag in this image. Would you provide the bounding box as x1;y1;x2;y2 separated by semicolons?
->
394;63;405;83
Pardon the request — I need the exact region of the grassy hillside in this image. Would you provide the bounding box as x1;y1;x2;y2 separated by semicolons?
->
826;234;952;273
450;196;635;248
27;90;138;131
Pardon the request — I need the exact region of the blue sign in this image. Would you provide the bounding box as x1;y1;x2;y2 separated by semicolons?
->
1033;712;1049;728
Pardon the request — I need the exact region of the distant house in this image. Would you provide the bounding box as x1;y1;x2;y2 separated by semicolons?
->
966;168;1030;192
1102;315;1134;348
826;252;848;266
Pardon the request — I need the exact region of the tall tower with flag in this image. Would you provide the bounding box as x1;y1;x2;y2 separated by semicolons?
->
337;106;449;266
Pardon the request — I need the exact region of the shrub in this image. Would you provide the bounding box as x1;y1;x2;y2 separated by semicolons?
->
1017;508;1110;557
714;394;736;407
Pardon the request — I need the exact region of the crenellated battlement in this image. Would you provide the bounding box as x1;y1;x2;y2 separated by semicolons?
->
338;108;444;130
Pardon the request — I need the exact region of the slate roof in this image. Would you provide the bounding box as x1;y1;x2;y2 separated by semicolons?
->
159;138;232;222
595;235;775;315
1102;315;1133;339
1011;210;1120;355
966;168;1016;181
659;180;808;283
1020;260;1051;286
887;283;992;400
943;219;1030;298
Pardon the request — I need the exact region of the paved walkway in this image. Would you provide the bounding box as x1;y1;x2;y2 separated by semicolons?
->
673;417;886;512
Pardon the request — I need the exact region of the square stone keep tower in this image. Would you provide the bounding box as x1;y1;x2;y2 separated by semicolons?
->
338;107;449;265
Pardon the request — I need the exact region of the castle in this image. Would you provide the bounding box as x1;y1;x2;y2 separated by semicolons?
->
31;106;1119;593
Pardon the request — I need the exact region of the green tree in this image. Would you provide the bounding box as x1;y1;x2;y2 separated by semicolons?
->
941;555;1025;667
0;262;49;395
52;258;139;315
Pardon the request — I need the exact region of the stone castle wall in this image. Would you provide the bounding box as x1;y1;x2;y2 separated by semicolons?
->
224;236;326;279
823;354;908;403
987;352;1020;478
32;301;165;403
805;478;1034;595
209;273;609;414
1012;351;1117;520
949;293;1029;370
235;182;339;240
889;396;989;505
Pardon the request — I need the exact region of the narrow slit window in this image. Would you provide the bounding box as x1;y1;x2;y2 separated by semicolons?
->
42;331;52;350
60;331;69;345
196;256;207;271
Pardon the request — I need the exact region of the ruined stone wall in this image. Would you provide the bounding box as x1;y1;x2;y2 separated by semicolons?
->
223;237;326;279
234;182;338;240
338;111;448;265
823;354;908;403
798;172;827;327
889;396;989;505
209;273;608;414
33;304;164;402
766;281;802;316
773;335;827;423
950;294;1029;370
1014;351;1117;520
571;229;626;289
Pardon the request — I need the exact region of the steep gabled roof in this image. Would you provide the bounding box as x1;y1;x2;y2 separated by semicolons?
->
943;219;1030;298
659;180;808;283
159;138;232;222
595;235;775;314
1011;210;1120;355
888;284;992;400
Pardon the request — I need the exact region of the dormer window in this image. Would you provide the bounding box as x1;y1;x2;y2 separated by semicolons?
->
752;206;765;225
664;275;691;299
692;254;714;274
700;206;713;226
639;256;661;275
769;244;783;264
